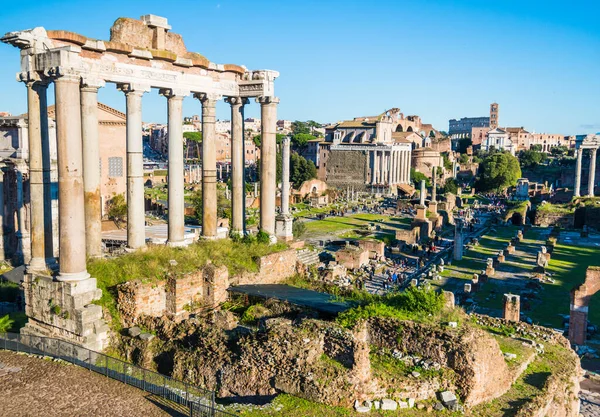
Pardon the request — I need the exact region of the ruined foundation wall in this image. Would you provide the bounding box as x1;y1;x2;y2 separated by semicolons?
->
235;248;297;285
366;317;511;407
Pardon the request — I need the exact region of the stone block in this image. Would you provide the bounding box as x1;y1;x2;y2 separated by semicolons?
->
381;399;398;411
128;326;142;337
486;266;495;277
440;391;457;406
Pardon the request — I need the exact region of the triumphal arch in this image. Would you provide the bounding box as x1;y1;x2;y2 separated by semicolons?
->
1;15;279;350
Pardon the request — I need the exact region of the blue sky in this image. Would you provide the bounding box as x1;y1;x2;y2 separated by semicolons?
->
0;0;598;135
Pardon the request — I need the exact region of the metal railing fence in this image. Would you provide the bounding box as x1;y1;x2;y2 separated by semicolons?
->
0;332;235;417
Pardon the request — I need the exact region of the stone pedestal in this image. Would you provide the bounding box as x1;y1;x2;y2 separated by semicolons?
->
498;253;505;263
275;213;294;242
506;244;515;254
412;205;432;241
485;266;495;277
503;294;520;322
21;273;109;351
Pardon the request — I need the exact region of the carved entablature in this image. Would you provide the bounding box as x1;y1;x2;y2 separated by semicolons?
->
1;15;277;99
577;134;600;150
239;70;279;98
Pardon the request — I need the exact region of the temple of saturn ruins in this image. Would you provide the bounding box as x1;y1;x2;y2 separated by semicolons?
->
573;134;600;197
0;15;284;350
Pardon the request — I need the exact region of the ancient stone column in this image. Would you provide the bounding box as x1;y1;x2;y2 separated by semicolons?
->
81;79;105;258
574;147;583;197
454;220;464;261
22;74;47;271
196;93;219;238
257;96;279;237
225;97;248;236
118;83;150;250
371;151;377;185
0;165;4;261
386;150;394;186
275;137;293;241
432;166;437;202
588;148;597;197
161;88;189;246
420;179;426;205
53;71;89;281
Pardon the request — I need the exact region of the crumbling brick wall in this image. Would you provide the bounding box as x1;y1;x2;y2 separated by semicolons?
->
569;267;600;345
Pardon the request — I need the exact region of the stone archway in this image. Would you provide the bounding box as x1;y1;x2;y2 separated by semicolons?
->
407;126;413;132
396;125;404;132
569;267;600;345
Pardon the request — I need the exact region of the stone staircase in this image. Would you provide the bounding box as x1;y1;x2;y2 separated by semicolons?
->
296;249;320;267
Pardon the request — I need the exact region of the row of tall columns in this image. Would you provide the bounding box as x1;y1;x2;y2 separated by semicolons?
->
574;147;598;197
24;67;279;279
371;149;411;185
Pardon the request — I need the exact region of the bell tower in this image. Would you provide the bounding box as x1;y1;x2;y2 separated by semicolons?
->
490;103;499;129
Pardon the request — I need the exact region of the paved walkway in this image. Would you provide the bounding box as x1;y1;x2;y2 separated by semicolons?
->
581;390;600;416
0;351;178;417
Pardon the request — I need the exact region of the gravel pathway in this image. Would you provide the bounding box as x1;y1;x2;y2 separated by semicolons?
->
0;351;175;417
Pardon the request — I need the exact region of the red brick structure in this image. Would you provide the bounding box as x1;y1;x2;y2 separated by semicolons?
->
335;246;370;270
569;267;600;345
503;294;520;322
358;239;385;260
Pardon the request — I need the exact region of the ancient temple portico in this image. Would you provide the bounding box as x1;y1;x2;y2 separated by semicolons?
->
1;14;280;350
573;134;600;197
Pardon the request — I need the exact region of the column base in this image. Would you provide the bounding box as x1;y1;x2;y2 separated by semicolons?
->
57;270;91;282
125;245;147;253
275;214;294;242
26;257;48;273
167;240;189;248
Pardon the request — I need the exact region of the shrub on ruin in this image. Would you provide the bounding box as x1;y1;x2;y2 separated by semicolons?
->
387;286;444;315
256;230;270;244
0;314;14;333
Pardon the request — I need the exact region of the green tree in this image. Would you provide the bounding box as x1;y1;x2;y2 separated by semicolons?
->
459;153;469;164
410;169;431;187
183;131;202;142
107;193;127;225
519;149;547;168
291;121;311;135
290;152;317;188
476;152;522;192
291;133;316;148
551;146;569;157
443;178;459;195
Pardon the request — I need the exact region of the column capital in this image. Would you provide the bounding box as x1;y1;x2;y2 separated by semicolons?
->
224;96;250;106
256;96;280;105
159;88;190;99
17;71;47;86
44;66;81;83
194;92;221;103
117;83;151;96
81;77;105;91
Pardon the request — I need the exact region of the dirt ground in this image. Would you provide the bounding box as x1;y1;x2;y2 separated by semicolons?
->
0;351;181;417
